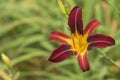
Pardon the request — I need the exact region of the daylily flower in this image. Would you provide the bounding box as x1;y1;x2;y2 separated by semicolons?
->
48;6;115;72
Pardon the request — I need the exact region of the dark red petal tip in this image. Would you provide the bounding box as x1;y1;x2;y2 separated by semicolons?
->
84;20;101;35
68;6;83;34
77;53;90;72
88;34;115;50
48;44;74;63
49;31;71;44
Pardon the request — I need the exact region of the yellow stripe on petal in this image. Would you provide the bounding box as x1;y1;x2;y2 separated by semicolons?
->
77;53;90;72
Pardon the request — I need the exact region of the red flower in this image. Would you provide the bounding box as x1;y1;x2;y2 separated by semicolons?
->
48;6;115;72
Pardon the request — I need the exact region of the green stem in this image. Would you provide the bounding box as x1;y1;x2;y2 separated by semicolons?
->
105;0;120;15
97;49;120;70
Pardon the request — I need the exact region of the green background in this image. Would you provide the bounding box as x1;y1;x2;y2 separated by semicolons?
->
0;0;120;80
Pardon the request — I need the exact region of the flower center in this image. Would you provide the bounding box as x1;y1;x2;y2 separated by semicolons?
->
71;32;88;55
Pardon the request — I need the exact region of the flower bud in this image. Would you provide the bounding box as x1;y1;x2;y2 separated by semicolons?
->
57;0;68;17
1;53;12;69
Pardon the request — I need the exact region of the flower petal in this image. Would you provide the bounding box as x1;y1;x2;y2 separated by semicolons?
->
88;34;115;50
77;53;90;72
48;44;74;62
49;31;71;44
84;20;101;35
87;34;115;43
68;6;83;34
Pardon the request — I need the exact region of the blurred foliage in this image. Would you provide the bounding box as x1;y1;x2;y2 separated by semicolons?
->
0;0;120;80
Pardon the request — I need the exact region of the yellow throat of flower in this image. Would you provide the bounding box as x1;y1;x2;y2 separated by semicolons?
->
71;31;89;55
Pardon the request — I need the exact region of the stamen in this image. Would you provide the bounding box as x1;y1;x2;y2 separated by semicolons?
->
71;32;88;55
